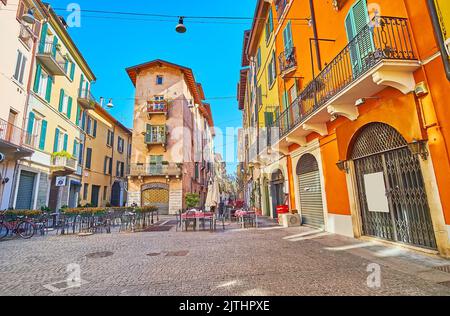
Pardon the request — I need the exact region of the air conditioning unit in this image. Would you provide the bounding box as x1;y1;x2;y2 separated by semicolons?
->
279;213;301;228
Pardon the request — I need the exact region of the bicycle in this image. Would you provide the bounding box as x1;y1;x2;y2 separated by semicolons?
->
0;212;36;240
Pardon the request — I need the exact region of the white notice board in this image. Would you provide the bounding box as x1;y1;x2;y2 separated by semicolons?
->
363;172;390;213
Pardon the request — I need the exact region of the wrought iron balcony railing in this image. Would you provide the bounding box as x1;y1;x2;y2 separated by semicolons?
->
147;100;169;114
36;41;67;76
77;88;96;109
129;163;182;177
0;118;34;150
271;16;416;144
279;47;297;75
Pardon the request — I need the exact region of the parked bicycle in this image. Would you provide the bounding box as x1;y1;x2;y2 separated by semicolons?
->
0;212;36;240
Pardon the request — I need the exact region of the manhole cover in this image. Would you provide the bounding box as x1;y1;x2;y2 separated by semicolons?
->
147;252;161;257
144;226;172;232
86;251;114;259
433;265;450;274
165;250;189;257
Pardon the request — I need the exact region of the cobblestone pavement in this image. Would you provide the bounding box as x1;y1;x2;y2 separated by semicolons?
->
1;217;450;296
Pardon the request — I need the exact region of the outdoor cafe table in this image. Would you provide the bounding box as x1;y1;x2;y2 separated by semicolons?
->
181;211;215;231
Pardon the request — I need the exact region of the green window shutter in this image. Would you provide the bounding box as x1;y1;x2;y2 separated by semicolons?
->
86;148;92;169
45;76;52;103
264;112;274;127
58;89;64;112
73;140;78;156
26;112;35;136
39;23;48;54
53;128;60;153
39;120;47;150
93;120;97;137
85;81;89;97
51;36;58;58
33;64;42;93
104;157;107;174
63;134;68;151
67;96;73;119
79;74;84;97
70;62;76;81
64;59;69;73
283;22;293;51
75;105;81;125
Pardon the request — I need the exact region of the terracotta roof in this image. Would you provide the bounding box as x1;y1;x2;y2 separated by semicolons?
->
125;59;204;105
201;103;214;128
241;30;251;67
238;68;249;111
247;0;272;57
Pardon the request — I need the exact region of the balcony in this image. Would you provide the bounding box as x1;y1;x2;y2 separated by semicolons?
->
51;155;78;175
129;163;182;177
78;88;97;110
147;100;169;116
270;16;419;153
36;42;66;76
145;126;167;147
0;118;34;159
279;47;297;77
19;24;34;50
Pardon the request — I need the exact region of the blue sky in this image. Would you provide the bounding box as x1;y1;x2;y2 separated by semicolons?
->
49;0;257;173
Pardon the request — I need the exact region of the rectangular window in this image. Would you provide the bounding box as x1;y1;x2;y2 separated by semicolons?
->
156;75;164;85
13;50;27;85
268;51;277;88
148;155;163;174
117;136;124;153
104;156;113;175
154;95;165;110
85;148;92;169
116;161;125;177
256;47;262;72
103;186;108;201
107;130;114;147
37;69;49;99
83;184;89;200
283;21;293;51
265;9;274;43
145;125;166;143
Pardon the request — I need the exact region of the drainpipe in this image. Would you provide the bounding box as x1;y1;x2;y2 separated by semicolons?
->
309;0;322;71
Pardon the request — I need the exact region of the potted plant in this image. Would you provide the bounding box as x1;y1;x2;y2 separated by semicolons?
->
185;193;200;209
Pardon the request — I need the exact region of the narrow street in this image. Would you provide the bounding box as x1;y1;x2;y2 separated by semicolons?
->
1;217;449;296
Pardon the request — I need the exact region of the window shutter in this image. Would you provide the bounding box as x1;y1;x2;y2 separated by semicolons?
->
109;158;113;175
39;23;48;54
70;62;75;81
33;64;42;93
14;51;22;80
67;96;73;119
53;128;60;153
63;134;68;151
75;105;80;125
39;120;47;150
79;74;84;97
26;112;35;137
93;120;97;137
45;76;52;103
51;36;58;58
64;59;69;73
264;112;274;127
73;140;78;156
58;89;64;112
86;148;92;169
103;157;107;174
79;143;83;163
19;56;27;84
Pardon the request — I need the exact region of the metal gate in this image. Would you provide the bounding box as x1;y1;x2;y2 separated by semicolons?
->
270;170;285;219
297;154;325;229
141;183;169;215
16;170;36;210
352;123;436;249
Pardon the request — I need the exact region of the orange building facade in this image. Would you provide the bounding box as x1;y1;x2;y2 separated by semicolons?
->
239;0;450;257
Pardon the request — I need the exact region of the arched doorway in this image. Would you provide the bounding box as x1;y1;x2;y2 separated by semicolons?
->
141;183;169;215
351;122;436;249
296;154;325;229
111;181;122;207
270;169;285;219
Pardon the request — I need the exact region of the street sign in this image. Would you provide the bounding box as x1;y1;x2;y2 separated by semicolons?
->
56;176;67;187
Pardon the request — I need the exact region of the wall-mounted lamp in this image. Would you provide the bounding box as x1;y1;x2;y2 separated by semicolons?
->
336;160;349;173
408;139;429;160
22;8;36;24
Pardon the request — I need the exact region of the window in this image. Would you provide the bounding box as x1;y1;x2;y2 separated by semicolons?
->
107;130;114;147
25;112;47;150
53;128;68;153
13;50;27;85
103;186;108;201
145;125;166;143
33;64;52;103
156;75;164;85
283;21;293;52
116;161;125;177
104;156;112;175
85;148;92;169
83;184;89;200
265;9;274;43
117;136;124;153
72;139;80;160
256;47;262;72
86;117;97;137
148;155;163;174
268;51;277;88
154;95;165;110
58;89;72;118
64;58;76;81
